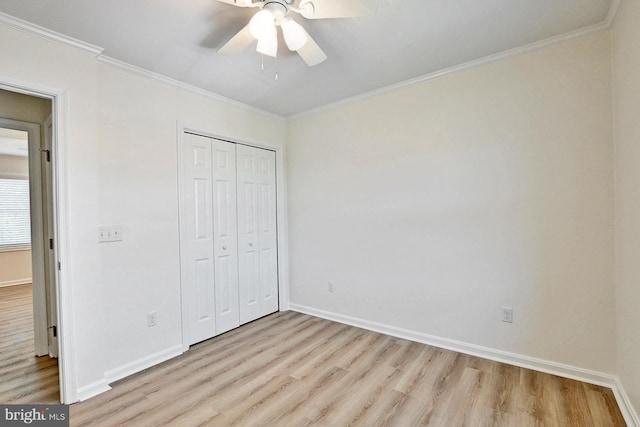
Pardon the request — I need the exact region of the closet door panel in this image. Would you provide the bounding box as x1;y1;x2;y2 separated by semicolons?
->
257;150;278;314
183;133;216;345
182;135;279;344
237;149;261;323
212;140;240;334
237;145;278;323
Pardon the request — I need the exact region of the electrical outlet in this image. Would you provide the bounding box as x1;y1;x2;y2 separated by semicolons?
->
502;307;513;323
328;282;334;293
147;311;158;327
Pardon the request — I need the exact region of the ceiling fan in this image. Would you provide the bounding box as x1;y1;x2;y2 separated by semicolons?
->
216;0;375;66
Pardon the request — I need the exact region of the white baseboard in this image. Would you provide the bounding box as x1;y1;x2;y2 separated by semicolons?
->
0;278;32;288
290;303;638;427
76;379;111;402
104;344;183;385
613;377;640;427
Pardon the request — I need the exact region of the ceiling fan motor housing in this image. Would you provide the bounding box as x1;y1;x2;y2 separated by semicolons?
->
218;0;326;66
263;0;289;20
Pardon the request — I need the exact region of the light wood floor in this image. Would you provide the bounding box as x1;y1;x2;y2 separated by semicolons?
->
70;311;626;426
0;283;59;404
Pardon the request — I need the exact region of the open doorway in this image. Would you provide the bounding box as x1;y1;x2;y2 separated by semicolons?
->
0;89;59;404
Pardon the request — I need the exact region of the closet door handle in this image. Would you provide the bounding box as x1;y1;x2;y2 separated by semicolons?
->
249;243;253;247
222;246;227;251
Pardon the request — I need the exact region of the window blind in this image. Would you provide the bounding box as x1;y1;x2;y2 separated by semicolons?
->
0;178;31;251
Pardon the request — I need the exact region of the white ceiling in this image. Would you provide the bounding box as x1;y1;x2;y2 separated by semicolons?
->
0;128;28;157
0;0;615;116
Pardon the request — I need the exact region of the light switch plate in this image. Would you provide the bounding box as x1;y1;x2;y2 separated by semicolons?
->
99;225;123;243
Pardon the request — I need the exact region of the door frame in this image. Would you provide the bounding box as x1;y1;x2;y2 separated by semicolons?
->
0;118;47;356
43;114;59;358
0;78;76;404
176;121;290;352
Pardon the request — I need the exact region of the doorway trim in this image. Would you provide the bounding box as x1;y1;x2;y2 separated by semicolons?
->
0;118;47;356
176;121;290;352
0;77;76;404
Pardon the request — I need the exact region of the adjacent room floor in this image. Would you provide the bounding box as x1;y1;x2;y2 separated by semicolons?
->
0;283;59;404
70;311;625;426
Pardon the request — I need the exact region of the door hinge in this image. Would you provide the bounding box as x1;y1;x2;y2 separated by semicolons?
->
57;261;61;271
41;149;51;162
49;238;54;250
48;325;57;338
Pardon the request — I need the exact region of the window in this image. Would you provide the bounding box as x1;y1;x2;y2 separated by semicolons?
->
0;178;31;251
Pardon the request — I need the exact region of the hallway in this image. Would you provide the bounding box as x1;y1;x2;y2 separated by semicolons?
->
0;283;59;403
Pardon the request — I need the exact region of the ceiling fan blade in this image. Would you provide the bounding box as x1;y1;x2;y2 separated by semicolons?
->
298;0;375;19
215;0;257;7
297;30;327;66
218;24;254;55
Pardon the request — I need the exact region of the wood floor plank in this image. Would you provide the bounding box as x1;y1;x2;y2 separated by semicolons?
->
269;365;349;425
0;284;59;405
585;387;617;427
392;344;440;395
69;311;627;426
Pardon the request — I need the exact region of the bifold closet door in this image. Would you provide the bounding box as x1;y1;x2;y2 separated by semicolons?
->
182;133;217;345
236;145;278;324
183;134;241;344
182;135;278;345
211;139;240;335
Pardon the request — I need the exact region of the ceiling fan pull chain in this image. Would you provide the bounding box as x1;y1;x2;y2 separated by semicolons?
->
261;54;265;71
275;56;279;81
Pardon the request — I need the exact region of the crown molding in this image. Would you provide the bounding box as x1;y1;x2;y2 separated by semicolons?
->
288;20;614;120
288;0;624;121
0;11;283;121
96;55;285;121
0;11;103;55
0;0;624;122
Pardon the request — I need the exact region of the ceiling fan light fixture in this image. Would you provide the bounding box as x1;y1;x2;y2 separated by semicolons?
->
217;0;347;68
256;26;278;57
281;18;308;51
249;9;275;40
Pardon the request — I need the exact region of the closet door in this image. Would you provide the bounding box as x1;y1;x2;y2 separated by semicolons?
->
211;140;240;334
182;133;216;345
237;145;278;324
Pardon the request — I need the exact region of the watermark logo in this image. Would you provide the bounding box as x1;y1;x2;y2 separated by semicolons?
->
1;405;69;426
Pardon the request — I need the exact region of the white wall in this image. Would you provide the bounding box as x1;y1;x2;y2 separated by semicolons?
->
286;32;616;373
613;0;640;416
0;154;29;177
0;249;32;285
0;24;286;395
0;87;51;117
0;88;52;149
